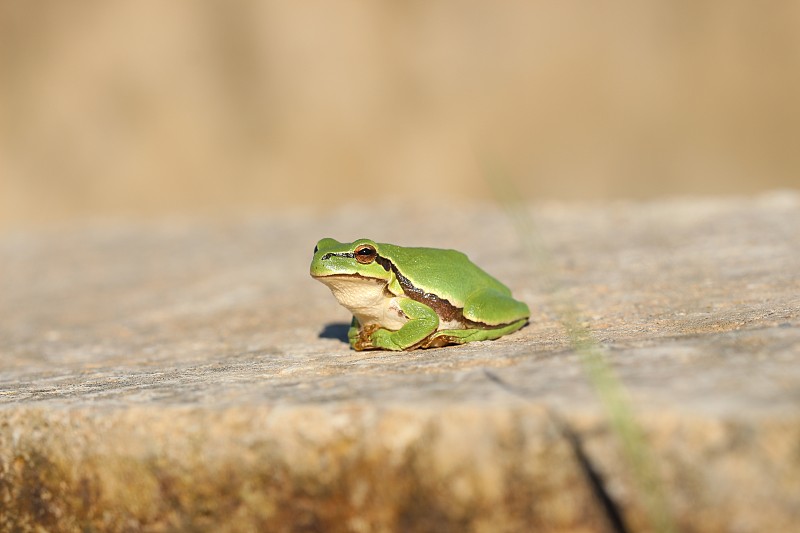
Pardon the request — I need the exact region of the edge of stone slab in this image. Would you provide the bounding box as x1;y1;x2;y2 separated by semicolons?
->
1;403;799;532
0;403;605;532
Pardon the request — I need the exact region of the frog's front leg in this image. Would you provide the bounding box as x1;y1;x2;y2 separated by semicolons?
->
347;316;361;347
358;298;439;351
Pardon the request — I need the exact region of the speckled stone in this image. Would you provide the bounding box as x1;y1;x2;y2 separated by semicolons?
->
1;193;799;532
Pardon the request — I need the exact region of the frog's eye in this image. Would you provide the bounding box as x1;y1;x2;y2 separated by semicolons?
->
354;244;377;264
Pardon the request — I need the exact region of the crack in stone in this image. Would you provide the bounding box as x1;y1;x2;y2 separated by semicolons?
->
554;413;630;533
483;368;630;533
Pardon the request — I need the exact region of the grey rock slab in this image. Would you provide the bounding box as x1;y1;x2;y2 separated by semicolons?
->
1;193;799;532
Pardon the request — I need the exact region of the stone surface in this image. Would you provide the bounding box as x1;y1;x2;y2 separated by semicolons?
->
1;193;799;532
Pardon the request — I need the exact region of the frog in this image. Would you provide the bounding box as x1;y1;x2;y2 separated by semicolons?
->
310;238;530;351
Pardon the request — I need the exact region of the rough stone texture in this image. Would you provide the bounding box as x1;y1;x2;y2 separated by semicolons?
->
1;193;799;532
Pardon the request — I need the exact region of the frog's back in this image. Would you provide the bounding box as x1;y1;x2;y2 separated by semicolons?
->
377;243;512;304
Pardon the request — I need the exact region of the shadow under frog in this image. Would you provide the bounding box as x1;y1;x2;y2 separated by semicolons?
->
318;322;351;344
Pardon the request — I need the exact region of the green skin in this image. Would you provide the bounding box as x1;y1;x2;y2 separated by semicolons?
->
310;238;529;351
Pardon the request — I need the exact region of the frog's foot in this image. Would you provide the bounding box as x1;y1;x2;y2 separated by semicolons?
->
421;318;528;348
352;323;382;351
353;299;440;351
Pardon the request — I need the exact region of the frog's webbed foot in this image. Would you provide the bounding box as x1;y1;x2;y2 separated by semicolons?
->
352;323;382;351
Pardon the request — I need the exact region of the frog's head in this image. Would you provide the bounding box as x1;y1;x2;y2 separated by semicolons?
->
310;238;392;283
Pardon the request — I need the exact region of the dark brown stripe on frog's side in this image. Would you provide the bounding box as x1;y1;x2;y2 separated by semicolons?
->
374;255;484;328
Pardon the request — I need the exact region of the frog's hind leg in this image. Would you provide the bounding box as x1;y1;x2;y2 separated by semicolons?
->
423;318;527;348
422;287;529;348
461;287;530;327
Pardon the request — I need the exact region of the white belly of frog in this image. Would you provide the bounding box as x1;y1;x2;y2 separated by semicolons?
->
437;318;464;330
316;274;408;331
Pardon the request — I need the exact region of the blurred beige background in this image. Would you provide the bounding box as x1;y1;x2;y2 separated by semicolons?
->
1;1;799;231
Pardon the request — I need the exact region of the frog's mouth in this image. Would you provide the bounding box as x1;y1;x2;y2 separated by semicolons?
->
312;273;389;295
311;272;384;282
